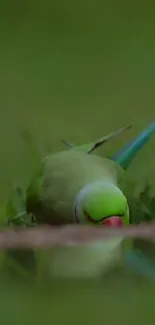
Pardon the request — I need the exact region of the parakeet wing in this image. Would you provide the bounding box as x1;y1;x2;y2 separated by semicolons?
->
62;125;132;153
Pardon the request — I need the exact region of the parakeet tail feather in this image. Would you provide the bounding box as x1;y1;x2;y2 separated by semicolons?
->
111;122;155;169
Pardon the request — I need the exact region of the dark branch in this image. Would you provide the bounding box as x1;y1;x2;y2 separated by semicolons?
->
0;223;154;249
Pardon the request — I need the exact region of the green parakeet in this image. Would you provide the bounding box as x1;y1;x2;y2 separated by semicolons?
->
26;122;155;227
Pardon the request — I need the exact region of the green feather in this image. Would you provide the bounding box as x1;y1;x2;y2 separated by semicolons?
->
112;122;155;169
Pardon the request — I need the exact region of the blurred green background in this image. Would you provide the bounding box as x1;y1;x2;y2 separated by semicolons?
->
0;276;155;325
0;0;155;200
0;1;155;322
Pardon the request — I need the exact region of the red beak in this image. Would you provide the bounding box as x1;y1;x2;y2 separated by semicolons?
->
102;216;123;227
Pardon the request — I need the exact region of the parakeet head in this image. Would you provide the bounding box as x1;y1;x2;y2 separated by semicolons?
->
74;181;129;227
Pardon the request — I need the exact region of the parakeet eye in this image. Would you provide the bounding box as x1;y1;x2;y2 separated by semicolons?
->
84;210;98;223
84;210;126;224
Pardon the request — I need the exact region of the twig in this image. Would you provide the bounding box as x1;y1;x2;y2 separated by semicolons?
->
0;223;154;249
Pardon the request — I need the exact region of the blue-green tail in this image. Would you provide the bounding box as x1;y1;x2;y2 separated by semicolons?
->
111;122;155;169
